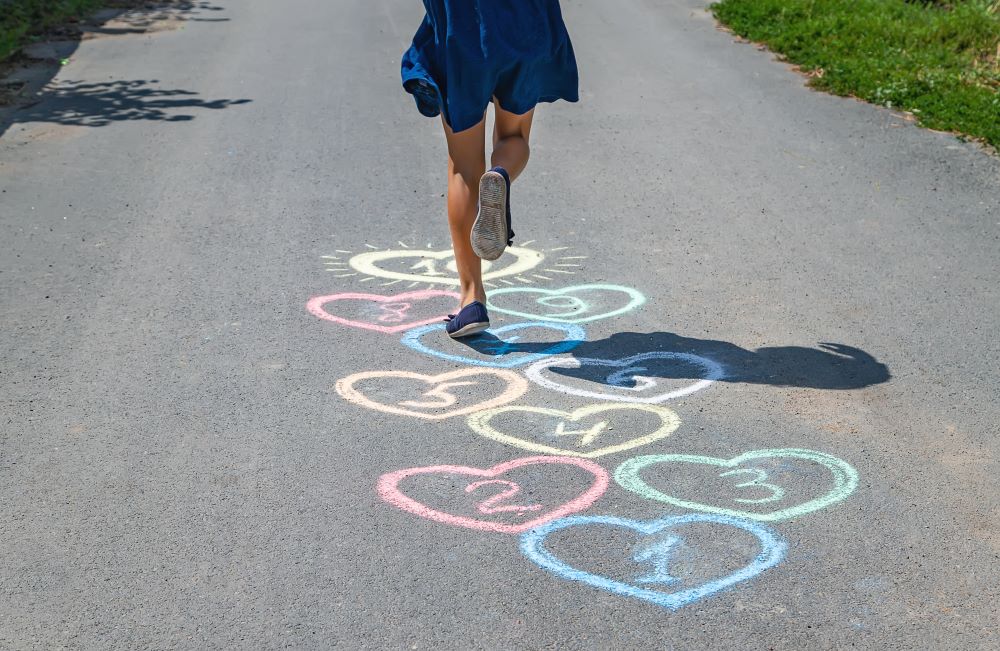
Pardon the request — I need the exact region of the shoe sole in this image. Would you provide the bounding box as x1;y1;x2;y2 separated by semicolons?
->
448;321;490;339
471;171;508;261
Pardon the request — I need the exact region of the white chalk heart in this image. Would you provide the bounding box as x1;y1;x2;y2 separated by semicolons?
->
525;352;724;404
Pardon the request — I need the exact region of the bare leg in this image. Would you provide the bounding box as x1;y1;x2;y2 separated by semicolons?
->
492;102;535;181
442;114;487;307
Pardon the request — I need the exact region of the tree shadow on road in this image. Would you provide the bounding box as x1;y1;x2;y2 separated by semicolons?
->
97;1;229;31
10;78;250;127
0;1;245;137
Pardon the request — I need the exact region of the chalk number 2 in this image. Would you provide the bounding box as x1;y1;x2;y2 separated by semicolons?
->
719;468;785;504
465;480;542;515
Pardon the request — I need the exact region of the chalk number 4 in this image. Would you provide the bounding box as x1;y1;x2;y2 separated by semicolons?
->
719;468;785;505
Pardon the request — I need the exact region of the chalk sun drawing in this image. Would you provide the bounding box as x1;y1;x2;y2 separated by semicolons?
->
467;403;682;458
401;321;586;368
345;246;549;287
335;369;529;420
377;456;610;534
525;352;724;404
486;284;646;324
614;448;859;522
306;289;461;334
520;513;786;610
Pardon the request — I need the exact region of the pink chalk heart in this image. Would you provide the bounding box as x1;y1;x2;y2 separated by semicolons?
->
306;290;460;334
377;456;610;534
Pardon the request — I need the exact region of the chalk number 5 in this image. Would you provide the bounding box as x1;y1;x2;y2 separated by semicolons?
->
719;468;785;505
399;381;477;409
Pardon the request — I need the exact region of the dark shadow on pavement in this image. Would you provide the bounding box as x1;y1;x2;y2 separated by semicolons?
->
11;78;250;127
456;331;582;357
104;1;228;29
0;1;241;137
555;332;890;390
458;330;890;390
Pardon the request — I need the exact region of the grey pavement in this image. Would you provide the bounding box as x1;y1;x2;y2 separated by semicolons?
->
1;0;998;648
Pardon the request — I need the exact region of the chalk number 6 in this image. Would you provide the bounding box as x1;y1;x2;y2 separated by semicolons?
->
719;468;785;504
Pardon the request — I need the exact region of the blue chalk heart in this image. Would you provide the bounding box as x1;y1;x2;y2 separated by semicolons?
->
520;513;786;609
401;321;585;368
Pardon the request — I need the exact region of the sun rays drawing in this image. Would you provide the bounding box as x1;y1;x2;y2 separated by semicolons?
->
321;240;586;289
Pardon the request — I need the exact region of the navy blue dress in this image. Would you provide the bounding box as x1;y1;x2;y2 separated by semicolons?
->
401;0;579;133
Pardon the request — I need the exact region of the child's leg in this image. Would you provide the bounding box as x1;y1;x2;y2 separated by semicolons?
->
442;114;487;307
491;103;535;181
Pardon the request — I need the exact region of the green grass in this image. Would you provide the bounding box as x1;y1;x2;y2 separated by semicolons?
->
0;0;105;62
712;0;1000;148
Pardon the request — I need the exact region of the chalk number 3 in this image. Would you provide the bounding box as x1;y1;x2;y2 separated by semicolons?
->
719;468;785;505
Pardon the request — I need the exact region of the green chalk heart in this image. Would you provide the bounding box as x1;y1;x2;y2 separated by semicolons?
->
614;448;858;522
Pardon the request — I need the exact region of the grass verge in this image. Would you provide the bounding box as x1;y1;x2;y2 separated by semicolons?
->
1;0;106;62
711;0;1000;149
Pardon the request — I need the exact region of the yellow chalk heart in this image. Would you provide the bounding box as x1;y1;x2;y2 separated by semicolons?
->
467;403;681;458
336;369;529;420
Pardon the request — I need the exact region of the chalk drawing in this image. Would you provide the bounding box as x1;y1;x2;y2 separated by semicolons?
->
467;403;682;458
377;456;610;534
465;480;543;515
335;369;529;420
520;513;786;609
555;421;607;446
398;381;477;409
306;290;461;334
614;448;859;521
401;322;586;368
719;468;785;505
486;284;646;324
377;303;415;323
347;246;546;287
318;243;851;605
634;535;683;585
525;352;725;404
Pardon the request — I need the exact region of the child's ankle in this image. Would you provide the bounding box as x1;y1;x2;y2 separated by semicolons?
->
461;290;487;307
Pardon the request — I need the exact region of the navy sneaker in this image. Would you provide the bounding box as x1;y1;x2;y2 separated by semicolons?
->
445;301;490;338
471;166;515;261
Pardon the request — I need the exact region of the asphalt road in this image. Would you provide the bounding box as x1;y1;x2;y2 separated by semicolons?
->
2;0;998;648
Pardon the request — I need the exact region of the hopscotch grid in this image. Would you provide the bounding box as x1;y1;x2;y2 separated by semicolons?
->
314;240;858;611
